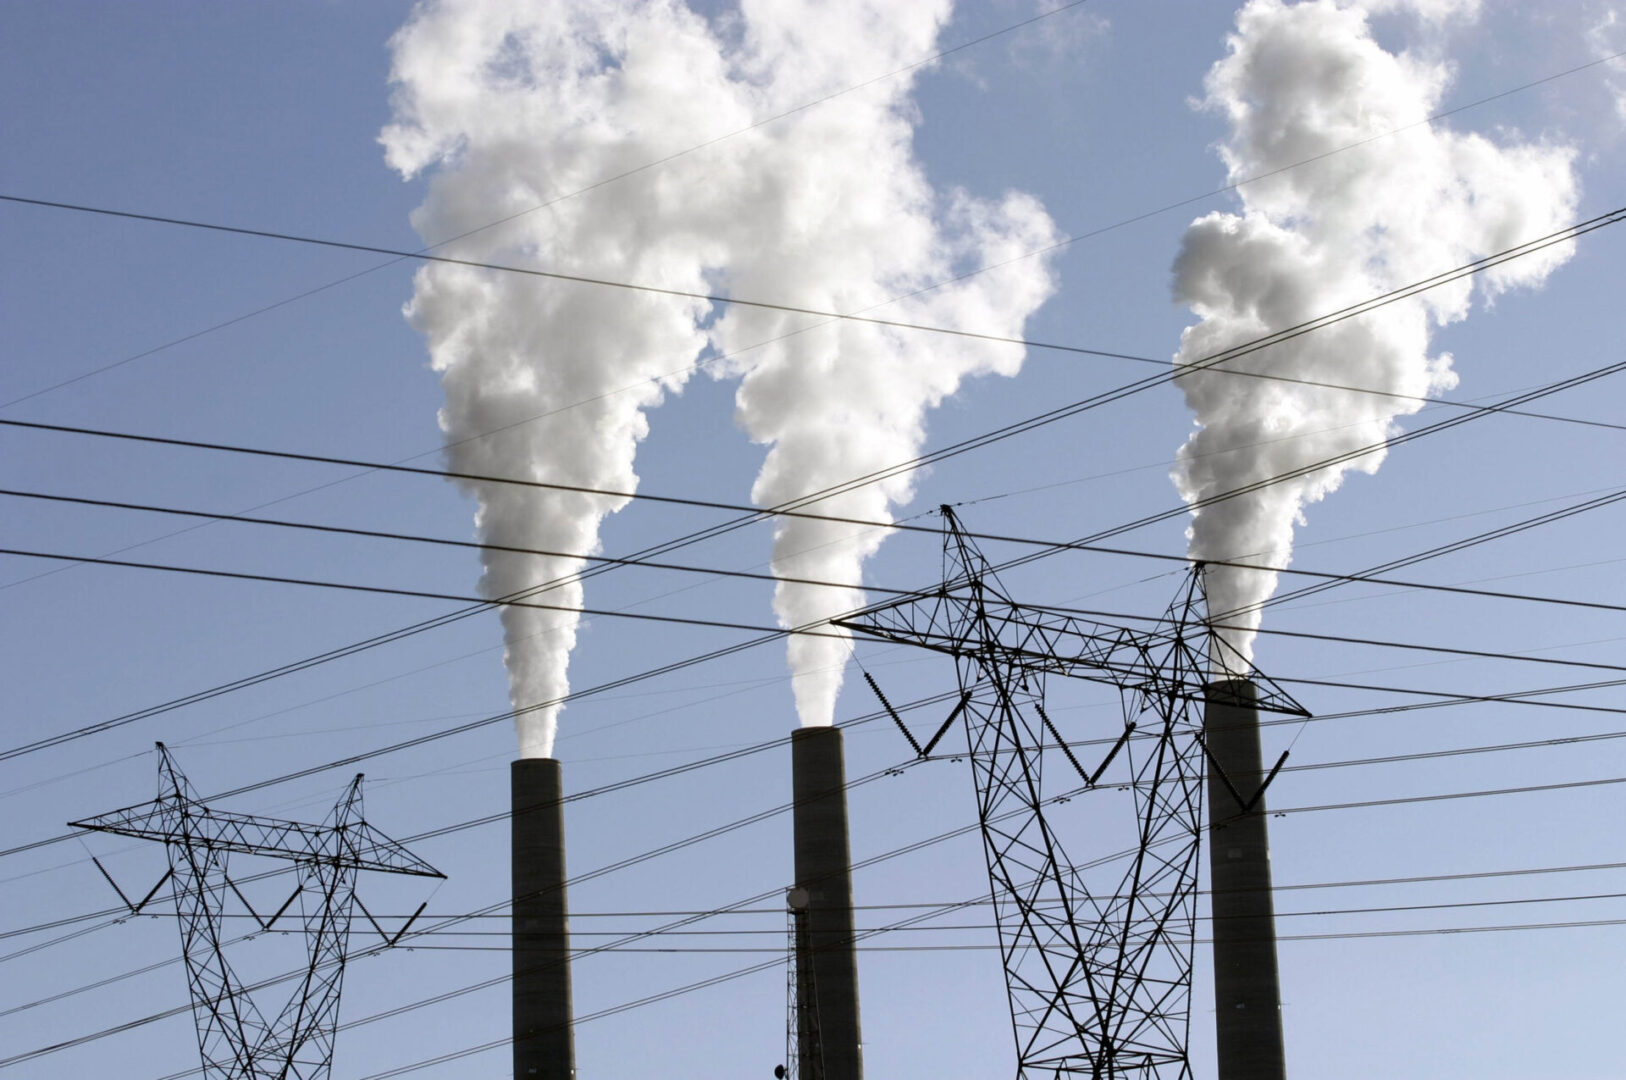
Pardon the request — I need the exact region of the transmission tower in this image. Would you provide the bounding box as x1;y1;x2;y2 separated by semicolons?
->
836;508;1305;1079
778;885;824;1080
71;744;443;1080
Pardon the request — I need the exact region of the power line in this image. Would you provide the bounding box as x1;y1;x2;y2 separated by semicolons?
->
2;66;1612;792
19;697;1614;1067
0;151;1606;881
342;763;1626;1072
0;685;957;863
6;35;1619;1080
0;542;862;639
4;522;1619;886
8;43;1623;427
4;201;1623;436
5;535;1626;800
87;887;1626;938
0;209;1608;759
2;186;1620;435
5;203;1623;635
12;668;1626;964
16;744;1626;1070
1243;485;1626;620
21;757;1626;1071
12;692;1626;955
11;481;1626;632
0;0;1101;413
5;222;1621;859
8;466;1626;859
984;347;1626;582
5;356;1625;769
6;486;1626;679
0;190;1233;360
340;910;1626;1079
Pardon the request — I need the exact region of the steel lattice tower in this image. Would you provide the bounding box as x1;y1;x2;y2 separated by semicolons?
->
72;744;443;1080
836;508;1305;1079
779;886;824;1080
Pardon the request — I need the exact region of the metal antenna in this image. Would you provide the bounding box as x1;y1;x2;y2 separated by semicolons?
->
780;885;824;1080
71;744;444;1080
836;508;1306;1079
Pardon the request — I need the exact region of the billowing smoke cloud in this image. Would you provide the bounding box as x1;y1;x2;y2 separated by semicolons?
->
381;0;750;758
383;0;1059;749
1170;0;1578;667
707;4;1061;727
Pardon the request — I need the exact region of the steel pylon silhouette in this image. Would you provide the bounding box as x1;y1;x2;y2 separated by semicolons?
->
71;744;443;1080
779;887;825;1080
836;508;1305;1079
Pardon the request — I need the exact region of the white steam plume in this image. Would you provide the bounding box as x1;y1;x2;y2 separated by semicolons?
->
382;0;752;758
707;2;1061;727
382;0;1059;749
1171;0;1578;669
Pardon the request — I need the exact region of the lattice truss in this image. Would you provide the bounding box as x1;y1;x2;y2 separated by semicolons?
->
780;889;824;1080
836;508;1305;1079
71;745;443;1080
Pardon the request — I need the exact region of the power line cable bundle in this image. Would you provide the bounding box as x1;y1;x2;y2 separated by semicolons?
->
3;83;1624;1077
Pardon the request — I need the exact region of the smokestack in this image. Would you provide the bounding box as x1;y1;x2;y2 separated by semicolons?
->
791;727;863;1080
512;758;574;1079
1204;679;1285;1080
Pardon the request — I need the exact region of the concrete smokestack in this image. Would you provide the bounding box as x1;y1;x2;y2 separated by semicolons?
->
791;727;863;1080
512;758;575;1079
1204;679;1286;1080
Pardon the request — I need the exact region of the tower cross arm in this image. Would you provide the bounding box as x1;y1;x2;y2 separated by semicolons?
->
71;802;334;861
837;590;1309;717
71;803;443;877
833;589;968;655
338;822;446;878
69;798;186;844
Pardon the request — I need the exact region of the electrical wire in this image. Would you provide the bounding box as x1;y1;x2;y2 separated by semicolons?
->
12;711;1626;1050
10;483;1626;671
2;197;1621;437
7;469;1626;625
139;886;1626;939
2;196;1622;549
8;486;1626;865
1240;485;1626;621
18;755;1625;1072
2;540;1624;867
0;542;867;639
0;208;1615;794
6;530;1626;706
7;374;1626;780
0;79;1612;798
6;41;1624;1080
0;0;1102;413
8;44;1624;425
6;232;1619;1001
16;744;1626;1076
981;347;1626;582
332;909;1626;1079
10;660;1623;956
15;702;1626;950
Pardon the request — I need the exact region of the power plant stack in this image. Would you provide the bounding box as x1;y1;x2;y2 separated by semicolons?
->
512;758;576;1079
791;726;864;1080
1204;678;1287;1080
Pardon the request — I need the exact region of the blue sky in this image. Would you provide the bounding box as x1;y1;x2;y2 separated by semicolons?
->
3;2;1625;1077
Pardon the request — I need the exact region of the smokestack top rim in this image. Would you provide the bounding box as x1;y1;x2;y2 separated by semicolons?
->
1202;677;1259;707
790;725;844;743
